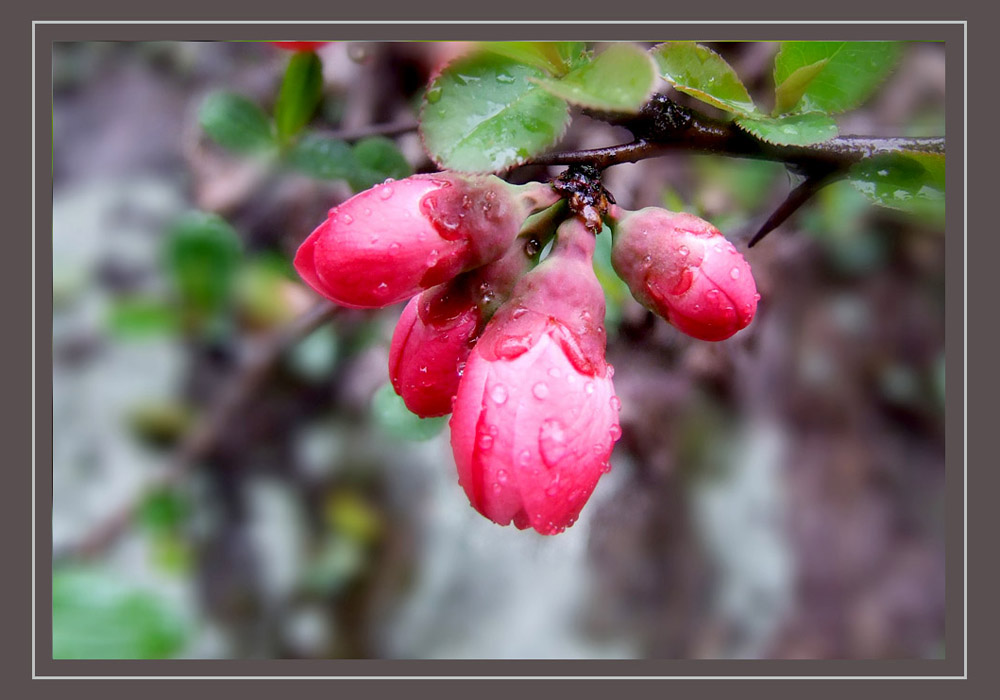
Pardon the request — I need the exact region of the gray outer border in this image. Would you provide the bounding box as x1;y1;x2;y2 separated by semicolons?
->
5;0;987;694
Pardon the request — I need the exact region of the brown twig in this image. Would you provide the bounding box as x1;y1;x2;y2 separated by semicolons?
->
54;299;339;563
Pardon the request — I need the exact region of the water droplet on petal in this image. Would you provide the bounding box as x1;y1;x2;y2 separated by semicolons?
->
539;418;568;468
478;434;494;451
379;186;394;200
388;242;401;256
493;483;502;494
490;384;508;404
730;266;741;280
341;214;354;225
754;293;762;301
585;381;595;395
678;245;690;257
610;396;622;412
532;382;550;400
548;367;561;379
518;450;531;467
610;424;622;441
497;469;508;483
512;306;528;319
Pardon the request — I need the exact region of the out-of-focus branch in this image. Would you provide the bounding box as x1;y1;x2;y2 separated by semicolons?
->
315;118;420;143
54;299;339;563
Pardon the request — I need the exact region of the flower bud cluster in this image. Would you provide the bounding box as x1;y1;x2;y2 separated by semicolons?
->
293;171;760;534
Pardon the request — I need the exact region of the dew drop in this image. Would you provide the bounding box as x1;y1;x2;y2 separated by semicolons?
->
707;289;720;300
497;469;508;483
754;293;762;301
377;282;388;292
388;242;401;256
379;186;394;200
490;384;508;404
678;245;690;257
730;266;741;280
341;214;354;225
493;483;502;495
584;381;595;395
512;306;528;319
610;424;622;441
363;208;372;217
539;418;568;468
478;434;494;451
610;396;622;412
518;450;531;467
547;367;561;379
426;85;443;103
607;364;615;378
532;382;550;400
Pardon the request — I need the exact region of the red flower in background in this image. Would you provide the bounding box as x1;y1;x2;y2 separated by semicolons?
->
271;42;330;52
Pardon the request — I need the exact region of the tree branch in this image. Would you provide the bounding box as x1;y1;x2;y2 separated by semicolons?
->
529;95;944;176
54;299;339;563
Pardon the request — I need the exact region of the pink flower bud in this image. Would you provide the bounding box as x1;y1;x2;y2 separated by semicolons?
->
449;218;621;535
389;206;564;418
608;206;759;341
271;42;330;52
294;174;558;308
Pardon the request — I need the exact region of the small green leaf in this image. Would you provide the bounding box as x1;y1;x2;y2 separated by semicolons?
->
198;91;275;153
773;42;903;114
651;42;758;116
773;58;829;115
592;225;630;331
371;382;447;441
286;132;354;180
420;52;570;173
164;212;243;314
138;488;190;533
848;151;945;223
348;136;413;192
275;51;324;143
53;568;189;659
736;112;838;146
535;43;657;114
479;41;576;75
106;297;179;338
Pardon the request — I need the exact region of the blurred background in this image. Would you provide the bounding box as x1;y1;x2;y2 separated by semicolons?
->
50;40;947;660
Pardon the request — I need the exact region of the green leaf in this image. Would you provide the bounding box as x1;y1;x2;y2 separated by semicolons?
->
198;91;275;153
371;382;447;441
286;132;354;180
651;42;758;116
479;41;581;76
106;297;179;338
773;58;829;115
53;568;189;659
275;51;324;143
534;43;657;113
848;151;945;223
164;212;243;314
420;52;571;173
735;112;839;146
592;225;630;331
773;42;903;114
348;136;413;192
138;487;190;533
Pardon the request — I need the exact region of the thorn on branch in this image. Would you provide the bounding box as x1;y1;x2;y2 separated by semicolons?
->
747;171;841;248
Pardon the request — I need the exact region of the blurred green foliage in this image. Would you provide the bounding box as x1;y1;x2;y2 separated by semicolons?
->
53;568;190;659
